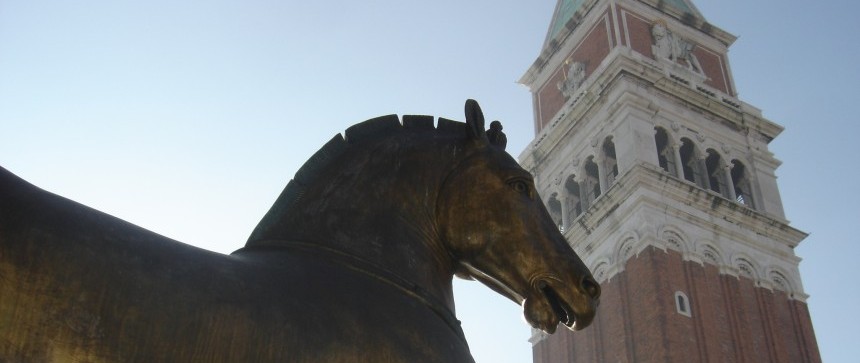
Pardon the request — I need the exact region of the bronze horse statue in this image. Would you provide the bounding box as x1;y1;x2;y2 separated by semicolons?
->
0;100;599;362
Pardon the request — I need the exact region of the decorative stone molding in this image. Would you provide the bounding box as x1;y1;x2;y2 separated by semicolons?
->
732;256;758;280
699;244;721;266
660;228;688;253
613;230;640;263
591;259;611;282
529;328;549;344
770;271;789;292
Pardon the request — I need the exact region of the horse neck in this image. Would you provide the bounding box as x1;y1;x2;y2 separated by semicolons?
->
259;135;466;310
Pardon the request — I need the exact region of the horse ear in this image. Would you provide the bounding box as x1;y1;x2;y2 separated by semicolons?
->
465;99;488;142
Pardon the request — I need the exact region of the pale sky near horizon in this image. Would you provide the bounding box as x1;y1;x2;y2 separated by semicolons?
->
2;1;858;362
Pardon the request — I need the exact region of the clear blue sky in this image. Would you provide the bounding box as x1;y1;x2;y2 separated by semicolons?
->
1;1;857;362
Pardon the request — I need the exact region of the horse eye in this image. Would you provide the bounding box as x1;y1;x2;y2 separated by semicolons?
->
509;180;530;195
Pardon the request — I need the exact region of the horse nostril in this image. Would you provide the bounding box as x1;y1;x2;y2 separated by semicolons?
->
581;276;601;300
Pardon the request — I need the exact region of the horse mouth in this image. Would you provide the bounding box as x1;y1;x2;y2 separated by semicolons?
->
540;283;577;329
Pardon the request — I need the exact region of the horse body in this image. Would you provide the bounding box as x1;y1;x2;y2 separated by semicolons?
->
0;166;470;362
0;101;598;362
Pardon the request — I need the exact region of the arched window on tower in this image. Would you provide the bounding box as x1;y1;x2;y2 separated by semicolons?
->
674;291;692;317
565;175;582;221
679;138;704;187
731;160;755;208
602;137;619;185
547;195;563;232
705;149;728;197
584;157;601;204
654;127;677;176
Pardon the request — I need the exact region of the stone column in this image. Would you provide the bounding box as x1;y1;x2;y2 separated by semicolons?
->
671;144;683;178
698;155;710;190
560;192;569;232
595;154;608;195
724;163;737;200
576;175;589;212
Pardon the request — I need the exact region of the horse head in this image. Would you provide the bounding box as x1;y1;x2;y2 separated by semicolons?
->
244;99;599;335
437;100;600;333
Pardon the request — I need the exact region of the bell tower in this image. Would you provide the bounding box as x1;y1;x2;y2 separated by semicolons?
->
518;0;821;362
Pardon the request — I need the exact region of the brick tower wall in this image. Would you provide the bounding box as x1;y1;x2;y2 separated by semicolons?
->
532;246;820;363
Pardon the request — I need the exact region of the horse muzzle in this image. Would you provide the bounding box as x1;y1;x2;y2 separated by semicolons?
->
524;276;600;333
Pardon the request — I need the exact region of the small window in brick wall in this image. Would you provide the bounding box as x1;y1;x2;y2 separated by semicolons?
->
675;291;692;317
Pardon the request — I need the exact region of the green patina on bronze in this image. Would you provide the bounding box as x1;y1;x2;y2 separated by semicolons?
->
0;100;599;362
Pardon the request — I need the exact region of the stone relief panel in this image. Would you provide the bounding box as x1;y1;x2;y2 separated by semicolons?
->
650;20;703;75
619;6;734;93
536;12;612;130
557;60;586;98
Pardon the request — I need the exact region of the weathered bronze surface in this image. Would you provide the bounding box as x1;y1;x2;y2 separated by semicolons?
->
0;100;599;362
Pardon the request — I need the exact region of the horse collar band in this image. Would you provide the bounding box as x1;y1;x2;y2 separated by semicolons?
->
264;239;468;344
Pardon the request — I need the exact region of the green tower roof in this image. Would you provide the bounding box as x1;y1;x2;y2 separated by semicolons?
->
545;0;705;45
661;0;695;14
546;0;588;42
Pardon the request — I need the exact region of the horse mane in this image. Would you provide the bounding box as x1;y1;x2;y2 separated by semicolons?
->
245;114;469;245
